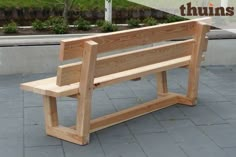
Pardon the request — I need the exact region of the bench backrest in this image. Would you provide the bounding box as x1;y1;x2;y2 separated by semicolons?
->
56;18;210;87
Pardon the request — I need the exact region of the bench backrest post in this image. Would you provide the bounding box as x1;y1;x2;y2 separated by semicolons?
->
76;40;98;144
187;22;210;102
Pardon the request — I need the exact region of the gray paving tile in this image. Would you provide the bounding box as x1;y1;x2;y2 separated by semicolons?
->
224;95;236;104
203;79;236;96
97;123;131;137
161;120;227;157
92;103;116;119
206;102;236;120
98;134;136;145
135;132;187;157
0;74;23;88
24;91;42;107
223;147;236;157
117;81;156;103
160;119;195;130
226;119;236;128
179;105;225;125
0;118;23;139
0;87;22;101
24;107;44;125
63;134;105;157
57;101;77;126
199;67;219;81
149;75;182;90
111;97;141;110
180;144;228;157
195;83;228;103
92;89;112;105
199;124;236;148
0;138;23;157
198;91;228;103
24;125;61;147
127;114;165;134
25;146;64;157
206;65;231;74
153;106;187;121
132;89;157;103
0;101;23;118
126;78;156;91
160;120;213;145
101;140;147;157
104;83;136;99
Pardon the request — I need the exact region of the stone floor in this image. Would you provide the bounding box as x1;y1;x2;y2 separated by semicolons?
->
0;65;236;157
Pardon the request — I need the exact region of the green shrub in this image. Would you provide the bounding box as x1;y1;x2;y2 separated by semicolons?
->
3;21;17;33
45;16;68;34
101;21;118;32
46;16;64;25
127;18;141;28
96;20;105;27
74;17;91;31
166;15;186;23
143;17;158;26
51;23;68;34
32;19;47;31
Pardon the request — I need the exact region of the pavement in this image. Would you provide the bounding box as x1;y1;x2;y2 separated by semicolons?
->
0;65;236;157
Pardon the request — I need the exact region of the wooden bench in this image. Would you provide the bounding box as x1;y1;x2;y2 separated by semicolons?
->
21;18;210;145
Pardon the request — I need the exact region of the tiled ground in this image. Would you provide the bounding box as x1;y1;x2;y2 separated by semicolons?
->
0;66;236;157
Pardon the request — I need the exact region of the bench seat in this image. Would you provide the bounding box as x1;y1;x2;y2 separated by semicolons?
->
21;77;80;97
21;56;191;97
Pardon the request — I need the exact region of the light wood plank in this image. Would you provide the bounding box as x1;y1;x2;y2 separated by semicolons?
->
203;37;209;52
187;23;210;102
47;126;84;145
90;94;178;132
57;39;194;86
93;56;191;88
76;40;98;144
21;77;80;97
60;20;197;60
157;71;168;97
43;96;58;133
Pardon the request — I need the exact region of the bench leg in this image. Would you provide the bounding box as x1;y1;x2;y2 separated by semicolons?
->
43;96;58;133
187;67;200;105
76;41;98;145
157;71;168;97
187;23;208;105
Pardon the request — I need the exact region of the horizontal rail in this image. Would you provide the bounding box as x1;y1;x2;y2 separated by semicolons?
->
57;39;194;86
60;20;197;60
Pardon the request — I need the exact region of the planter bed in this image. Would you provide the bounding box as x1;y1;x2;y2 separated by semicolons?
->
0;25;130;36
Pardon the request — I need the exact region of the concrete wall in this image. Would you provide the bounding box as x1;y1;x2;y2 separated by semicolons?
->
0;38;235;75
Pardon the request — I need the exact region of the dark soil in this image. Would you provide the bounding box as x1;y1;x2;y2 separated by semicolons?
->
0;26;131;36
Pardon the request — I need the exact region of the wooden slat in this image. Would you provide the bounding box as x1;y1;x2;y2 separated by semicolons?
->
93;56;191;88
57;39;194;86
21;77;80;97
90;94;178;132
60;20;197;60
